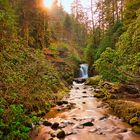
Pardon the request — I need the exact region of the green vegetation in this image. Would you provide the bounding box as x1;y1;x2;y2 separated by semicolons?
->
1;0;140;139
84;0;140;85
0;0;84;139
108;100;140;134
85;76;102;86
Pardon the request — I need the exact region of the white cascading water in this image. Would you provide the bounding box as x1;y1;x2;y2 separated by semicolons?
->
79;64;88;78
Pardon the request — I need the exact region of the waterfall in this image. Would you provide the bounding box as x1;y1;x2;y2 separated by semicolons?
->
79;64;88;78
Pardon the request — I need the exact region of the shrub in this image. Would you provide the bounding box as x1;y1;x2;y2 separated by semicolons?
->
94;48;123;82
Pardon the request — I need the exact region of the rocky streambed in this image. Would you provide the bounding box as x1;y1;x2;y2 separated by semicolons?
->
30;83;140;140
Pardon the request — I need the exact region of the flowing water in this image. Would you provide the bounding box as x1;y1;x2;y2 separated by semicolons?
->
32;83;140;140
79;64;88;78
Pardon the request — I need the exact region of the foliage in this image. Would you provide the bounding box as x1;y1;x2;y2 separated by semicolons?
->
95;21;124;60
94;6;140;84
124;0;140;26
0;101;32;140
95;48;123;82
0;1;71;139
84;43;96;65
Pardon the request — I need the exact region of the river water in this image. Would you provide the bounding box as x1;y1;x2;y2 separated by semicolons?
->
32;83;140;140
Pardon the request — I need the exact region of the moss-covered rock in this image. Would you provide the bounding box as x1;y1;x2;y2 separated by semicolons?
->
86;76;102;86
94;92;105;98
132;125;140;134
108;100;140;123
129;117;138;125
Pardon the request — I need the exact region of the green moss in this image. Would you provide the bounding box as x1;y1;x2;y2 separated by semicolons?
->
129;117;138;125
94;92;105;98
108;100;140;123
86;76;102;86
132;125;140;134
94;88;114;101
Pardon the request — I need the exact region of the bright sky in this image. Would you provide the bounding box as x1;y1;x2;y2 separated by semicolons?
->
44;0;93;13
62;0;91;13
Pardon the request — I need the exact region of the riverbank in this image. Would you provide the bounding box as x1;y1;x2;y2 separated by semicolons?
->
86;76;140;134
30;83;140;140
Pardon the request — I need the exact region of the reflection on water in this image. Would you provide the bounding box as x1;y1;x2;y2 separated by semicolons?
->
32;83;140;140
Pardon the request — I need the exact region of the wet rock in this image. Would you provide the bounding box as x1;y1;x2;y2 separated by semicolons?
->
118;84;139;94
118;128;128;133
62;101;68;104
129;116;138;125
99;115;108;120
82;102;86;104
73;117;77;120
75;87;80;90
82;96;88;98
56;101;68;106
56;101;64;106
97;131;105;135
57;108;61;112
43;121;52;126
74;78;86;83
132;125;140;134
82;121;94;126
57;130;65;139
51;122;59;130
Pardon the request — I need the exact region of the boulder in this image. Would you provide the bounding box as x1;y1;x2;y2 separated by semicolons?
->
132;125;140;134
85;76;102;86
82;122;94;126
129;116;138;125
43;121;52;126
57;130;65;139
51;122;59;130
74;78;86;83
118;84;139;94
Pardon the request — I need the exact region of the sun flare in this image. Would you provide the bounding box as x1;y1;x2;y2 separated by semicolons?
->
43;0;52;8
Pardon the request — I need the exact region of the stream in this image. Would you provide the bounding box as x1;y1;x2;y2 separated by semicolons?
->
31;83;140;140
